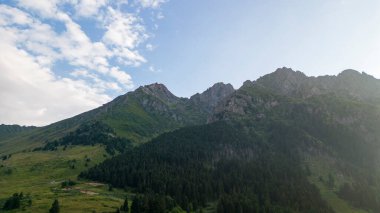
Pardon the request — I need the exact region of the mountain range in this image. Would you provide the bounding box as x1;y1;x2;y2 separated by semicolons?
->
2;67;380;212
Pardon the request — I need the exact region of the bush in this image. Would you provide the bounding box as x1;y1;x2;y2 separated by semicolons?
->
61;179;76;188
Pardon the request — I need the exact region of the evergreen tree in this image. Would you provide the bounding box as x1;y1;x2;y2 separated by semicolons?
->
131;196;139;213
121;197;129;212
327;173;335;189
2;193;21;210
49;199;60;213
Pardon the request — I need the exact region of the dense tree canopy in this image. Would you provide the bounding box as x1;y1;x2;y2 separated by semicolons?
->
36;121;132;155
81;121;333;213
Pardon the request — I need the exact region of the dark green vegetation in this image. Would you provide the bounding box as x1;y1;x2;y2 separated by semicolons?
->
49;199;60;213
3;68;380;212
80;121;333;213
35;121;132;155
0;124;35;141
82;68;380;212
61;179;76;188
130;194;180;213
120;197;129;212
2;192;32;211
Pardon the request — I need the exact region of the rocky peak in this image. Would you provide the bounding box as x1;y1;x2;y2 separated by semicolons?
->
242;80;254;88
137;83;179;103
190;82;235;112
267;67;307;83
254;67;308;96
336;69;377;84
338;69;362;78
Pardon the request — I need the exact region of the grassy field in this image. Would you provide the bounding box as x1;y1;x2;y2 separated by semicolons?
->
306;156;368;213
0;145;128;212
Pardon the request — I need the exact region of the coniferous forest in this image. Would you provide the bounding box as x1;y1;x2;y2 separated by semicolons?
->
80;121;333;213
36;121;132;155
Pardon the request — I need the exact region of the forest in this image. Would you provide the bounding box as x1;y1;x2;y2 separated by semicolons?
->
35;121;132;155
81;121;333;213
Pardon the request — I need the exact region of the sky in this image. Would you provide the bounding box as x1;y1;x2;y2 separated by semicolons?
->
1;0;380;126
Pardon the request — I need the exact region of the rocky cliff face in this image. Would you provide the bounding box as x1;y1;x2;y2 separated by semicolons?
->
253;67;380;101
254;67;309;97
190;82;235;113
138;83;180;104
210;67;380;124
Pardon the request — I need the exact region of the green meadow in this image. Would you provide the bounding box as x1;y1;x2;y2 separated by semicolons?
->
306;157;368;213
0;145;127;212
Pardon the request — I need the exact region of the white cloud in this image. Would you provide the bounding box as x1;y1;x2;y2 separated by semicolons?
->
74;0;108;17
0;42;110;126
138;0;166;9
148;65;162;73
0;1;167;125
102;7;148;66
70;69;123;92
17;0;60;18
157;11;164;19
109;67;134;88
0;4;32;25
146;43;155;51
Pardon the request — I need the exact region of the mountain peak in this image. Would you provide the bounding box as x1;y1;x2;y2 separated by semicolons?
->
338;69;362;78
190;82;235;112
207;82;234;93
143;83;168;90
273;67;307;77
275;66;296;72
257;67;308;84
137;83;178;103
254;67;308;96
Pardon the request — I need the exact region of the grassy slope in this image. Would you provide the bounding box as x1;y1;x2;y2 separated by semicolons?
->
100;96;174;143
306;157;368;213
0;125;36;142
0;145;128;212
0;93;196;155
0;124;79;155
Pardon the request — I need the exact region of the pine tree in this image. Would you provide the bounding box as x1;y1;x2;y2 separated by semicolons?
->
2;193;21;210
131;196;139;213
328;173;335;189
49;199;60;213
121;197;129;212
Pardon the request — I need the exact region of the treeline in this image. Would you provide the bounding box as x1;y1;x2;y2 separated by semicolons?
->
338;182;380;212
129;194;180;213
81;121;333;213
35;121;131;155
0;124;36;140
2;192;32;211
283;97;380;212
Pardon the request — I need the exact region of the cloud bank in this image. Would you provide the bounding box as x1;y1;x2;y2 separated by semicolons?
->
0;0;166;126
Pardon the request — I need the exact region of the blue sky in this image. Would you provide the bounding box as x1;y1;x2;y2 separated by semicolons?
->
142;0;380;97
1;0;380;125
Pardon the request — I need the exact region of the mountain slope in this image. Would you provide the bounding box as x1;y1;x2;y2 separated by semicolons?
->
81;68;380;212
212;68;380;212
0;83;234;155
0;124;36;141
3;67;380;212
81;121;333;213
